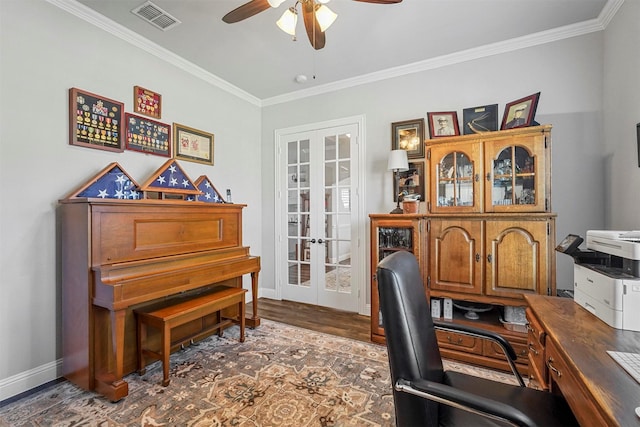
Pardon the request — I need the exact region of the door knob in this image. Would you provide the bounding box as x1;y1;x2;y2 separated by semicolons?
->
310;239;316;243
318;239;324;244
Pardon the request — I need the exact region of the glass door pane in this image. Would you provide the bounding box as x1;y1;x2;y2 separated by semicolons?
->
286;138;311;289
323;132;352;296
436;151;474;207
491;145;536;206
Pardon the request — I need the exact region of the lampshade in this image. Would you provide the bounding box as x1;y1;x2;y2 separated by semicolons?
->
388;149;409;172
268;0;286;7
276;7;298;36
315;5;337;32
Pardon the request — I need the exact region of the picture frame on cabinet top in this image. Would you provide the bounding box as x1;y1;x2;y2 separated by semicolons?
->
501;92;540;130
462;104;498;135
391;118;425;159
427;111;460;138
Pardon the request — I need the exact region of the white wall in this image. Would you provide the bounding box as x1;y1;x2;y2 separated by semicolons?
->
603;0;640;228
261;33;607;302
0;0;261;400
2;0;636;403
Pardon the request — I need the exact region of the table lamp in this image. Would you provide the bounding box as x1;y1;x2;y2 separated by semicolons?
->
388;149;409;214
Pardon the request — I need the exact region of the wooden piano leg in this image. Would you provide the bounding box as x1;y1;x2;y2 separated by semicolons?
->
247;271;260;328
95;308;129;402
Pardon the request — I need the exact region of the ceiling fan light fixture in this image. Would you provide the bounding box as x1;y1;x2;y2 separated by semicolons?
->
315;4;337;32
267;0;286;7
276;7;298;36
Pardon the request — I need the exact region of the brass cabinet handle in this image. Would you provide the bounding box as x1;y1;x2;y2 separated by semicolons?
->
447;335;463;345
547;357;562;378
528;343;539;356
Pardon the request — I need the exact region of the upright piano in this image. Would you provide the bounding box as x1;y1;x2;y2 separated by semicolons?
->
59;198;260;401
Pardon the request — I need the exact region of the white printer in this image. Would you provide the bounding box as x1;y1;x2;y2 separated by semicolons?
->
569;230;640;332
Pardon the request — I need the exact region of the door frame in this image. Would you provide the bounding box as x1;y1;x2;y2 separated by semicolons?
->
273;115;368;315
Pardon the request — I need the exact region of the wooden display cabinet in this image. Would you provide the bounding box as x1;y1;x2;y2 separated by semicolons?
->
369;214;424;344
369;126;555;374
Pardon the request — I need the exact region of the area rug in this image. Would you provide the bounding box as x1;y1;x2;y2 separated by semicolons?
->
0;320;518;426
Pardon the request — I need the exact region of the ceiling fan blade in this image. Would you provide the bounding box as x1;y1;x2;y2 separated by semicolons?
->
302;0;326;50
352;0;402;3
222;0;271;23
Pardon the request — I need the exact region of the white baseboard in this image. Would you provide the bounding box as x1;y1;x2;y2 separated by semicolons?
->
259;287;278;300
0;359;62;402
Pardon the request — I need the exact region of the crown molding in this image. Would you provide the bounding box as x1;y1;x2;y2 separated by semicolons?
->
48;0;622;108
46;0;261;107
262;0;623;106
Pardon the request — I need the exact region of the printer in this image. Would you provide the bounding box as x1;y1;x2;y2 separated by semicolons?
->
563;230;640;332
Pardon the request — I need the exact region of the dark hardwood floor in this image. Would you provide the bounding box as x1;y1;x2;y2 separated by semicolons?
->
247;298;374;344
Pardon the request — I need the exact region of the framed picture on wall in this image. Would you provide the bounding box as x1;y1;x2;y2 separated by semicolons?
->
391;118;425;159
173;123;214;165
394;161;425;202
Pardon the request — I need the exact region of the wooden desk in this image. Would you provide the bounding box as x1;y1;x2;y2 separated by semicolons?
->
525;295;640;427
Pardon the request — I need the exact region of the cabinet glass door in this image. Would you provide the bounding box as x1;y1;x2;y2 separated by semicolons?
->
485;136;546;212
490;146;535;207
430;143;482;213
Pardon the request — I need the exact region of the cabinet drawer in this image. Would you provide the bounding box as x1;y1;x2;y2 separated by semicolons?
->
525;308;545;346
546;341;608;427
436;330;483;353
483;340;528;364
527;354;548;391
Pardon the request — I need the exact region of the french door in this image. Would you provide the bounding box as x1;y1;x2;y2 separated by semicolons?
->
278;121;361;312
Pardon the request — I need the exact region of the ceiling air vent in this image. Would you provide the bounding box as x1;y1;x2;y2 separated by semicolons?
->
131;1;181;31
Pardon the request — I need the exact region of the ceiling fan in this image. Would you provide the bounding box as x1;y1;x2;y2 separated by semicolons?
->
222;0;402;50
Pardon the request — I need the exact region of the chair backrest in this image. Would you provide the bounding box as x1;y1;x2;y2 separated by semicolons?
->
377;251;443;427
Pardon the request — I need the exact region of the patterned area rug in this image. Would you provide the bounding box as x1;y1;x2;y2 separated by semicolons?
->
0;320;518;426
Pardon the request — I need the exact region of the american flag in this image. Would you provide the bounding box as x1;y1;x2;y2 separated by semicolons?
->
150;160;195;191
77;165;139;199
195;177;225;203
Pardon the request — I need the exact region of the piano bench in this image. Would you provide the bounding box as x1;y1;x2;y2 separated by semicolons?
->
135;286;247;387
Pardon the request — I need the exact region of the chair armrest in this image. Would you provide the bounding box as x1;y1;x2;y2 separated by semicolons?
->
433;320;525;387
396;378;537;427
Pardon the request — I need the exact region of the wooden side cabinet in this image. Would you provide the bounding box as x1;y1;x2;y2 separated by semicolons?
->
369;214;424;344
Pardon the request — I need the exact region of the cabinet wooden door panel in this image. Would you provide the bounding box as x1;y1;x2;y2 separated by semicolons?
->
430;219;483;295
485;220;549;298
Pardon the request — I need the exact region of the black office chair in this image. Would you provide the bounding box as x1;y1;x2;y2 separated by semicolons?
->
376;251;579;427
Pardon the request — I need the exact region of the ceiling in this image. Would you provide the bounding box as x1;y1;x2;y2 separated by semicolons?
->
70;0;613;103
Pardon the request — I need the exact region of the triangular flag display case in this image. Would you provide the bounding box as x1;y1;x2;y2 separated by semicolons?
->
192;175;226;203
138;159;200;200
63;162;141;200
61;160;229;203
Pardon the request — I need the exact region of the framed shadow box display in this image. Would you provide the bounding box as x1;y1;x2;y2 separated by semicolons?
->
125;113;171;158
134;86;162;119
69;87;124;152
